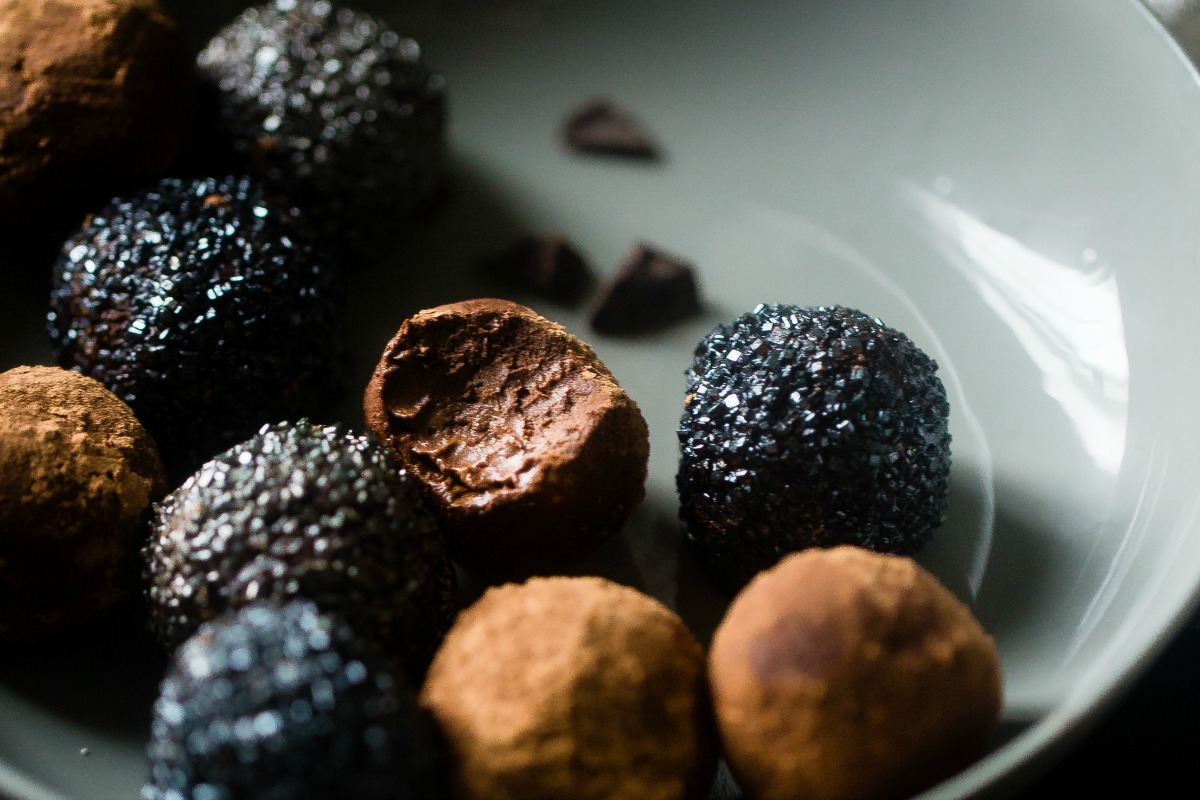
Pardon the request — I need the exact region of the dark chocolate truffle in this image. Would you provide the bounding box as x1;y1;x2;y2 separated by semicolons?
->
143;421;456;679
47;175;343;480
677;304;951;592
590;242;701;335
708;546;1002;800
563;96;659;159
420;576;716;800
0;365;166;641
363;298;650;572
144;600;449;800
0;0;193;223
197;0;446;252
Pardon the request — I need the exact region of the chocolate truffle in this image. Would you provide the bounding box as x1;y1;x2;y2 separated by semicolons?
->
420;576;716;800
590;242;701;335
143;421;457;679
677;304;952;593
0;0;193;223
48;175;343;480
144;600;449;800
197;0;446;252
364;298;649;572
708;546;1002;800
0;365;166;641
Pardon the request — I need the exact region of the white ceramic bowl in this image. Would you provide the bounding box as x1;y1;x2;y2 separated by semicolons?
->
4;1;1200;797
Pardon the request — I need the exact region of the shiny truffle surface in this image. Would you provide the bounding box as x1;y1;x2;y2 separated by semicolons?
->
421;576;716;800
708;546;1002;800
364;299;650;573
47;175;342;479
0;0;194;222
0;365;166;641
143;421;457;678
197;0;446;250
677;304;951;592
143;600;449;800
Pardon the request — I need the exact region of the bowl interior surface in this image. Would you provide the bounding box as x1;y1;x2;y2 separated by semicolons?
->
4;1;1200;798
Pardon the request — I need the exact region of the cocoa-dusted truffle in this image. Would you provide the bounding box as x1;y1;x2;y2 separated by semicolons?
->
197;0;446;252
708;546;1002;800
144;600;449;800
364;299;649;572
143;421;456;679
0;365;166;641
420;576;716;800
48;175;343;480
677;304;951;593
0;0;193;223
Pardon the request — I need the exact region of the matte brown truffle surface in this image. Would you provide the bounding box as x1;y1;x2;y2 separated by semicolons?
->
364;298;649;570
420;576;716;800
0;0;193;221
0;365;166;641
708;546;1002;800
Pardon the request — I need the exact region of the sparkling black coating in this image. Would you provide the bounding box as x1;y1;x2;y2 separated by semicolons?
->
197;0;447;251
143;421;458;679
47;175;343;481
142;600;449;800
676;305;952;592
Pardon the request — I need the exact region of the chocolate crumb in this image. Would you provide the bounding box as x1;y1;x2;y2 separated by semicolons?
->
590;242;701;335
482;234;594;306
563;97;660;159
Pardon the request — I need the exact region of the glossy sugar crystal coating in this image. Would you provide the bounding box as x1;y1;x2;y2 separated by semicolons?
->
677;305;951;592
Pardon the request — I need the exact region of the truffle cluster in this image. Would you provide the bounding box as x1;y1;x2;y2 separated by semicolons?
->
144;420;457;678
677;304;952;591
143;600;448;800
197;0;446;249
0;365;165;641
47;175;342;478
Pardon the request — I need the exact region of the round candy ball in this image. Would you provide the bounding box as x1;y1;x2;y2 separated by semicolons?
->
364;298;649;574
48;175;343;479
0;365;166;641
677;304;952;592
420;576;717;800
197;0;446;252
0;0;193;223
708;546;1002;800
143;600;449;800
143;420;457;679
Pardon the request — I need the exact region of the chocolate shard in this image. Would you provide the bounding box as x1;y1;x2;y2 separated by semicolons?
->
563;97;660;159
483;234;595;306
590;243;701;335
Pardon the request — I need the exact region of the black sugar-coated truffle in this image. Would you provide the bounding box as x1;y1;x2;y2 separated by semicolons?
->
677;305;951;593
47;175;343;480
142;600;449;800
143;421;457;679
197;0;446;252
